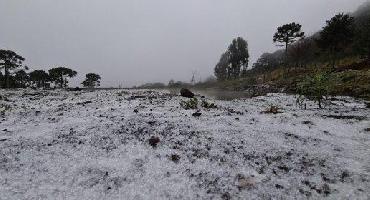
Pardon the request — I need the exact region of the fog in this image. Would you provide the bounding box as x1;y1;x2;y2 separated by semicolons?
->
0;0;367;87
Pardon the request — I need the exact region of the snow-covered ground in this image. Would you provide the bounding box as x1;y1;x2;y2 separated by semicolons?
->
0;89;369;199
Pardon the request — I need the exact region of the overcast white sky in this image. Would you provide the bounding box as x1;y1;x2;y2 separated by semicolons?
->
0;0;367;87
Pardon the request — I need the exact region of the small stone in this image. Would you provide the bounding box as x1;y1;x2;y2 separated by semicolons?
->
236;174;255;190
170;154;180;163
340;170;350;182
192;112;202;117
180;88;195;98
302;121;314;125
275;184;284;189
221;192;231;200
148;136;160;148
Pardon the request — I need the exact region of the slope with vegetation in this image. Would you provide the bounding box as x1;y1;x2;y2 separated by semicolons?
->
211;2;370;101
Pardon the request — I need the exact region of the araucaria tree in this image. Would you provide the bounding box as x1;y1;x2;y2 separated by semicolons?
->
49;67;77;88
29;70;50;88
0;50;25;88
82;73;101;88
214;37;249;80
273;23;305;55
14;70;29;88
316;14;354;68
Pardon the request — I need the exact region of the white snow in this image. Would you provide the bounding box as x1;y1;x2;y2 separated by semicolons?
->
0;89;369;199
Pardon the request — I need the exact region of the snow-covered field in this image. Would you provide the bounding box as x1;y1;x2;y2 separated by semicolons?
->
0;89;369;199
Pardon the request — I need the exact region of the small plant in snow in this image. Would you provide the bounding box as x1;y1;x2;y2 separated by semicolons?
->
297;71;332;109
0;104;11;116
263;105;281;114
180;98;198;110
117;91;129;96
296;95;307;110
201;100;217;109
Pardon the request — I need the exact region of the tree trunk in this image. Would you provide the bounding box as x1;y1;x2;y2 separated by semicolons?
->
60;75;64;88
331;48;337;71
285;42;288;55
4;65;9;88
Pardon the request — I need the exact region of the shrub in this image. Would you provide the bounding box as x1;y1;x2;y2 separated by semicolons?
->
201;100;217;109
180;98;198;110
297;71;332;108
262;105;281;114
0;104;11;116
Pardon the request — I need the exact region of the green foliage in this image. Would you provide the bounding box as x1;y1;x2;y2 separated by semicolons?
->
214;52;230;81
29;70;50;88
201;100;217;109
354;18;370;59
316;14;355;68
180;98;198;110
273;22;305;54
14;70;29;88
228;37;249;79
251;51;284;74
49;67;77;88
287;38;315;68
0;50;25;88
263;105;281;114
297;71;332;108
214;37;249;80
0;104;11;116
82;73;101;88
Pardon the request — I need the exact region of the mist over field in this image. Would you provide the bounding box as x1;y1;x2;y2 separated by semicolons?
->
1;1;370;199
0;0;366;87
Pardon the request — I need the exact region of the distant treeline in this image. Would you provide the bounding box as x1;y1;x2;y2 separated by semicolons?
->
0;50;101;89
214;2;370;80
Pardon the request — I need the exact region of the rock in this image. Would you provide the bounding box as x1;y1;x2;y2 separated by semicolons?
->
262;105;281;114
302;121;314;125
148;136;160;148
235;174;256;190
170;154;180;163
318;183;331;196
127;95;146;100
340;170;350;182
69;87;82;91
77;101;92;105
323;115;366;120
180;88;194;98
221;192;231;200
192;111;202;117
275;184;284;189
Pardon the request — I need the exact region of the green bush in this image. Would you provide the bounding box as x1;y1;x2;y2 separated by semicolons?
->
180;98;198;110
297;71;332;108
0;104;11;116
201;100;217;109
